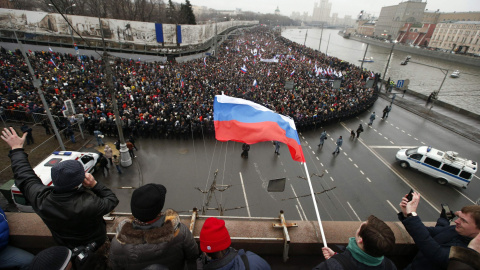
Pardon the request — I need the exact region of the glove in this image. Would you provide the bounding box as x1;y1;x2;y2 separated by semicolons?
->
440;208;455;221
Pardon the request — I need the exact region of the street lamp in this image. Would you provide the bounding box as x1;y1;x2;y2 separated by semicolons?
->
401;58;448;112
49;4;76;47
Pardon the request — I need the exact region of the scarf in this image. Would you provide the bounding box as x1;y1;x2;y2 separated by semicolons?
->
346;237;384;266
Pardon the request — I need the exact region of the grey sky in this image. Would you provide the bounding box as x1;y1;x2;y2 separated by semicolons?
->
185;0;480;19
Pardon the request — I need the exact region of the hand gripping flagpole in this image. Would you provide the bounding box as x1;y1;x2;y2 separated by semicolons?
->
303;162;328;247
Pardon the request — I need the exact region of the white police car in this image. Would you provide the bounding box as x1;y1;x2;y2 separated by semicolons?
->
11;151;100;212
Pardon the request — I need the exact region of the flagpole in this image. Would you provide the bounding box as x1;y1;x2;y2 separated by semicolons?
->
303;162;328;247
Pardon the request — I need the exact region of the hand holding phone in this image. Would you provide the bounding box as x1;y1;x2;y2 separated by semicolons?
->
441;204;454;221
406;189;414;202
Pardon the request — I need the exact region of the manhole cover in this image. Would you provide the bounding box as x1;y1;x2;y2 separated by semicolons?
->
178;148;188;154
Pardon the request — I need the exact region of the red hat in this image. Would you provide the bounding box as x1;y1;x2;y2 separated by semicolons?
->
200;217;231;253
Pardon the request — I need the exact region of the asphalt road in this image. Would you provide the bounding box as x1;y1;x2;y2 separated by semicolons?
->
94;97;480;223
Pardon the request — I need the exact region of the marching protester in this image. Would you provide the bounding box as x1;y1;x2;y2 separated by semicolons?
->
0;27;377;144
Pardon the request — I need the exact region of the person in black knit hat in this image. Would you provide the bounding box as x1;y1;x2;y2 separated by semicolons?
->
1;127;119;270
109;183;198;270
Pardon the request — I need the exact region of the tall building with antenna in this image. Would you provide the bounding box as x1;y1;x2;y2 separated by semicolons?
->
312;0;332;23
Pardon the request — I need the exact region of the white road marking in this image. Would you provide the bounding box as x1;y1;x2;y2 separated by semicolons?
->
325;170;329;174
374;129;377;132
360;170;364;175
386;200;399;214
396;127;399;129
354;164;358;168
402;130;405;133
347;201;361;221
408;134;412;136
414;138;418;140
379;133;382;136
384;137;388;140
339;122;440;213
330;177;334;182
309;146;312;149
474;175;480;180
348;158;352;162
452;188;476;204
421;141;425;145
295;205;304;221
291;184;308;221
320;163;324;166
239;172;251;217
302;136;305;139
316;157;319;160
366;177;372;183
358;142;440;213
370;146;416;149
390;141;394;144
391;123;394;126
343;152;347;156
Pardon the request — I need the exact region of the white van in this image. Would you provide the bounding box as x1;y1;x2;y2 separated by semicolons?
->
396;146;477;188
11;151;100;212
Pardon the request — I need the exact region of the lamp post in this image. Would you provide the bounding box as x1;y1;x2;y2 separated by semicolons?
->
98;17;132;167
49;4;76;46
401;59;448;112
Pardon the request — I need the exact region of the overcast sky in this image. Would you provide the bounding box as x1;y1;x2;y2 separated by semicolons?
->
185;0;480;18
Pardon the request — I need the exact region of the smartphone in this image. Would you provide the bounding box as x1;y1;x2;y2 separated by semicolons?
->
441;204;453;219
406;189;414;201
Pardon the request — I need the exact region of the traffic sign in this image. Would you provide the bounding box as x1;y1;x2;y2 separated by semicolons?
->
396;80;405;88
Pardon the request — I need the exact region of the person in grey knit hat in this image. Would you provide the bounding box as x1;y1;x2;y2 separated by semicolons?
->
110;184;198;270
1;127;119;269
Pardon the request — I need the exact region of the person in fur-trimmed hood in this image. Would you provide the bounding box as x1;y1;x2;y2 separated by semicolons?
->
109;184;199;270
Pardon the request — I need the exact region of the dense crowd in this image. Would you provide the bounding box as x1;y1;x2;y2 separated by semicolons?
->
0;26;379;140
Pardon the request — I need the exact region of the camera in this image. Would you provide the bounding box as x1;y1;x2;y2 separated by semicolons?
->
72;242;97;264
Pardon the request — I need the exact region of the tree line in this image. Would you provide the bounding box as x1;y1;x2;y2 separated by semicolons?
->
7;0;299;26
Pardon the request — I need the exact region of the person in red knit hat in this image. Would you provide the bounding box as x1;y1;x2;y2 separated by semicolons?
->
197;217;271;270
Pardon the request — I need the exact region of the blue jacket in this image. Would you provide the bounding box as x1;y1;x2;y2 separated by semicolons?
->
398;213;472;270
0;207;9;250
197;247;271;270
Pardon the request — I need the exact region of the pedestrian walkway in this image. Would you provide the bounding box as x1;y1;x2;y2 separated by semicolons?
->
380;89;480;145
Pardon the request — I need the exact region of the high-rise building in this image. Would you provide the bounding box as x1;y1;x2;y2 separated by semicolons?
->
312;0;332;23
375;0;426;40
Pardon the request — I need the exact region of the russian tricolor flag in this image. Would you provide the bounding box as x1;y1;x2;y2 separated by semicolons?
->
290;70;295;77
240;66;247;73
253;79;258;88
214;95;305;163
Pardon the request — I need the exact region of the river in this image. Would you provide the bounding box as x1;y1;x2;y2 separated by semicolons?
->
282;28;480;116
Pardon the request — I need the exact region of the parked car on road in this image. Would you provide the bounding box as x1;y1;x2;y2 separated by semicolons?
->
11;151;100;212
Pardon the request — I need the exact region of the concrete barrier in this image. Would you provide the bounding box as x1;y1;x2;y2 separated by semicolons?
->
350;36;480;67
6;212;428;268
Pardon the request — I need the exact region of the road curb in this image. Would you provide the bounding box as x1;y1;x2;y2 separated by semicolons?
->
379;93;480;145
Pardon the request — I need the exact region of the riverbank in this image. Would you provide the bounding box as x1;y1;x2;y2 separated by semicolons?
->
349;35;480;68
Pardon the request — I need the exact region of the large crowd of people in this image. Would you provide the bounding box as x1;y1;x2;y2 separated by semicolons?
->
0;26;379;140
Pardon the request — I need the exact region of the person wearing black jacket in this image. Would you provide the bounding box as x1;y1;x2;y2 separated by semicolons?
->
398;191;480;270
1;127;119;267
